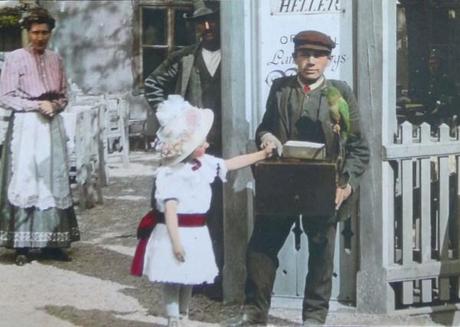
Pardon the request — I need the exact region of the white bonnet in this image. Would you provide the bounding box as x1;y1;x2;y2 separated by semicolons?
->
152;95;214;166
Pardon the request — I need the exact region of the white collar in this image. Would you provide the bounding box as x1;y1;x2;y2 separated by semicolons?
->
201;48;221;77
297;75;325;92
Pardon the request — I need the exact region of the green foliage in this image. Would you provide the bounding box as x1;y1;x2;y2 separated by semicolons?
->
0;7;21;29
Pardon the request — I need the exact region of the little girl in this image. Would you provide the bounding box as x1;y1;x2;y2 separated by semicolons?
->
142;95;274;327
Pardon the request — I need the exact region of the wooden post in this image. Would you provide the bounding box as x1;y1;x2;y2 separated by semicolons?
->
220;0;253;304
355;0;398;313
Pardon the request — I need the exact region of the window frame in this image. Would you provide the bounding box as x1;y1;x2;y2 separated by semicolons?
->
134;0;193;91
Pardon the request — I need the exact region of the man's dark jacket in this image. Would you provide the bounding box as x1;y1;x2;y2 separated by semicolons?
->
256;76;369;221
145;44;210;110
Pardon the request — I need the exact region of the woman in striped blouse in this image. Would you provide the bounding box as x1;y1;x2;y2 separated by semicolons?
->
0;7;79;265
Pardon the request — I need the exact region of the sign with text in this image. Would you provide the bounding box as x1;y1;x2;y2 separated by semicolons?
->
255;0;352;119
270;0;342;15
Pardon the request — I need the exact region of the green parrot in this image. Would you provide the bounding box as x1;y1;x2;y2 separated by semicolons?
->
325;86;351;182
325;86;350;140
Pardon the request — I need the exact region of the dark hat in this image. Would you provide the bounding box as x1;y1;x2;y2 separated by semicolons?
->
183;0;219;21
293;30;335;52
20;7;55;30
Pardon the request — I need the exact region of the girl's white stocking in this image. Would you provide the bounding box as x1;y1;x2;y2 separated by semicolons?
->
163;283;180;318
179;285;193;317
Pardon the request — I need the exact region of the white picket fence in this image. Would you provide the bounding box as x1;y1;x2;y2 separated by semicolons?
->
383;122;460;310
62;93;129;209
73;94;130;183
62;104;104;209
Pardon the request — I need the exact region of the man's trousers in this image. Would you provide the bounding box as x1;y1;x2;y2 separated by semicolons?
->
244;214;337;323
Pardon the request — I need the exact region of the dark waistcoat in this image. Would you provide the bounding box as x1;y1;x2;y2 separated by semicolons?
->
186;52;222;155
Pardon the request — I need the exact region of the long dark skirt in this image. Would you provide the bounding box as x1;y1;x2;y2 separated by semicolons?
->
0;115;80;249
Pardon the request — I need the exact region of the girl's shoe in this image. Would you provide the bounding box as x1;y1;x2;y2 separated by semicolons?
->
15;248;29;266
179;311;189;321
167;317;180;327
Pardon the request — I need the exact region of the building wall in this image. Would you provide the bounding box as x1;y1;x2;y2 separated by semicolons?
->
41;0;149;120
44;0;134;94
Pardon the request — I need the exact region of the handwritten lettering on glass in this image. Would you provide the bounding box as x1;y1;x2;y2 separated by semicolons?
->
264;34;347;86
271;0;342;15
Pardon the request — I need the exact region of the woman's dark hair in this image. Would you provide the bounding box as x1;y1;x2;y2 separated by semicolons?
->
20;7;55;31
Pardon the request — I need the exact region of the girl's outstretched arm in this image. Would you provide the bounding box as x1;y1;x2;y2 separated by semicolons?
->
164;199;185;262
224;145;274;171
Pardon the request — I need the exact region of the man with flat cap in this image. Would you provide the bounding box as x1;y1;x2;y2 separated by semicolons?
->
144;0;225;299
232;30;369;326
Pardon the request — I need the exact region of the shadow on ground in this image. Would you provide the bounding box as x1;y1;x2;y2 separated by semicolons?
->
43;305;161;327
0;243;295;326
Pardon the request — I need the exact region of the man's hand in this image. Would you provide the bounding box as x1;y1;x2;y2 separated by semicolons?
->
172;241;185;262
262;143;276;158
335;183;352;210
38;100;56;117
261;133;283;156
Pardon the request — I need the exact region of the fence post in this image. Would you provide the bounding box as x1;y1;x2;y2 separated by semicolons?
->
419;123;433;303
438;124;451;300
400;122;414;305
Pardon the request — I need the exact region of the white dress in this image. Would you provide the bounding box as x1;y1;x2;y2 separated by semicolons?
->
143;154;227;285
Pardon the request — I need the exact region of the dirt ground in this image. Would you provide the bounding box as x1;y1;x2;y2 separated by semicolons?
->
0;152;456;326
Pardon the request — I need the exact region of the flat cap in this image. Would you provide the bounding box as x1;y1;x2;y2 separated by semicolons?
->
293;30;335;52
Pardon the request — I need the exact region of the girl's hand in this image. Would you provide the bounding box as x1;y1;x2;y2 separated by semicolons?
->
263;143;276;158
261;133;283;156
173;242;185;262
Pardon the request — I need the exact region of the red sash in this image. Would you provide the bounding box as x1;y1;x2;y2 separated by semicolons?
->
156;213;207;226
130;210;206;276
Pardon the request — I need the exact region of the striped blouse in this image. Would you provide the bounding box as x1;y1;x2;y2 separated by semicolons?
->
0;47;68;112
